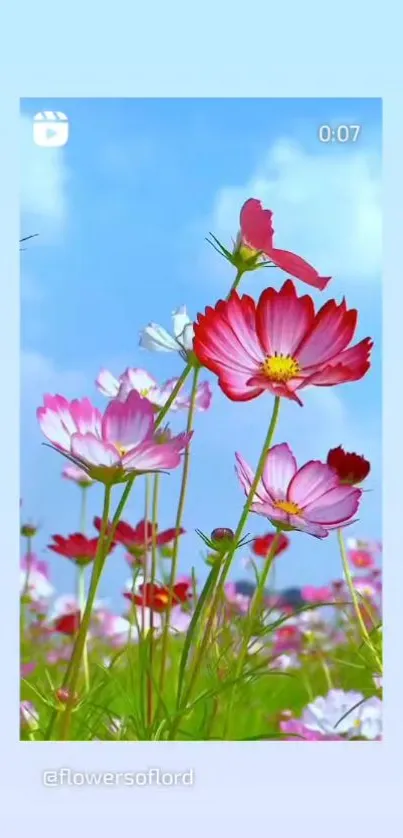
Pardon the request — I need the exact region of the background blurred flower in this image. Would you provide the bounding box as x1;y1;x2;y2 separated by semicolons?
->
48;532;116;566
300;689;382;739
62;465;94;487
252;532;290;557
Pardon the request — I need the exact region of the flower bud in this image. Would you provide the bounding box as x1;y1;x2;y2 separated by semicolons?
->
21;523;38;538
55;687;78;705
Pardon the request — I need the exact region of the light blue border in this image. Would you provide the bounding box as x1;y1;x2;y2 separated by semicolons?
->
2;3;402;833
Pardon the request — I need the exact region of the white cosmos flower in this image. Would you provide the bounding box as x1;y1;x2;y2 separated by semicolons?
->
139;306;194;360
301;689;382;739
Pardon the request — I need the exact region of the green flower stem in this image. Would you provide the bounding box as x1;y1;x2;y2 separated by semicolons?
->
21;534;33;601
337;528;382;672
158;366;201;701
147;474;160;728
177;396;281;722
58;485;112;739
228;268;245;296
154;365;192;429
223;530;281;737
176;563;226;717
78;486;89;693
46;476;138;740
208;396;281;607
77;566;89;693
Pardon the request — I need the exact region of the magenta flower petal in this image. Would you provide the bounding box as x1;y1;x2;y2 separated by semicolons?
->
261;443;298;501
303;485;361;525
287;515;329;538
288;461;339;508
256;283;315;357
102;391;155;447
69;398;102;436
235;453;269;504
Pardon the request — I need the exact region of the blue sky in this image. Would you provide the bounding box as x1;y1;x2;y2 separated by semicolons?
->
20;98;382;611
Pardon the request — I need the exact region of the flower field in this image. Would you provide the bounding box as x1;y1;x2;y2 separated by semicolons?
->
20;198;382;741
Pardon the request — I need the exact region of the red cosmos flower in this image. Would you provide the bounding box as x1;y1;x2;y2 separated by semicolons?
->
193;280;372;405
327;446;370;485
93;516;184;555
239;199;331;291
252;532;290;557
53;611;80;635
48;533;115;566
124;581;192;612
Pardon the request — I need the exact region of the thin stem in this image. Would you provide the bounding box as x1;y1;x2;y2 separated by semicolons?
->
176;397;281;727
58;485;112;739
77;566;89;693
141;477;151;639
228;268;245;296
337;528;382;671
78;486;89;693
158;366;201;699
154;365;192;429
147;474;160;728
223;531;281;736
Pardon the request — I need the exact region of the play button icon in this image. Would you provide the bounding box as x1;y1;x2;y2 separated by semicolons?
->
33;111;69;147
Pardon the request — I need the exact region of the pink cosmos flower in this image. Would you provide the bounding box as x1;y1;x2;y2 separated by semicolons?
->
96;367;212;412
239;198;332;291
21;661;36;678
37;390;192;485
193;280;372;405
62;464;94;487
235;443;362;538
301;585;333;604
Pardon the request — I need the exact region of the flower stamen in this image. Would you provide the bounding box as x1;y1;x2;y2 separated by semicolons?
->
261;354;300;383
274;499;303;516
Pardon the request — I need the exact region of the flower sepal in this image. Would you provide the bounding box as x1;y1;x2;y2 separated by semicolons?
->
207;232;270;274
196;527;251;555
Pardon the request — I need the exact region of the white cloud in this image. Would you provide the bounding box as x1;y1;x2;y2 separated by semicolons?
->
21;351;89;404
20;114;70;234
209;138;381;282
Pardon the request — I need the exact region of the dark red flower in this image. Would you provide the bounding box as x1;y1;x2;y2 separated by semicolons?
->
48;533;115;566
211;527;234;542
124;581;192;612
53;611;80;635
94;516;184;555
327;446;370;485
239;198;331;291
252;532;290;558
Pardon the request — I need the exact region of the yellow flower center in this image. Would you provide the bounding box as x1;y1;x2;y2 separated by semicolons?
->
115;443;128;457
274;499;303;516
261;354;300;383
139;388;150;397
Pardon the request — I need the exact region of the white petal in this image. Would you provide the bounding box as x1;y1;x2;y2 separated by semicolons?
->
96;369;120;398
172;306;194;348
139;323;179;353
